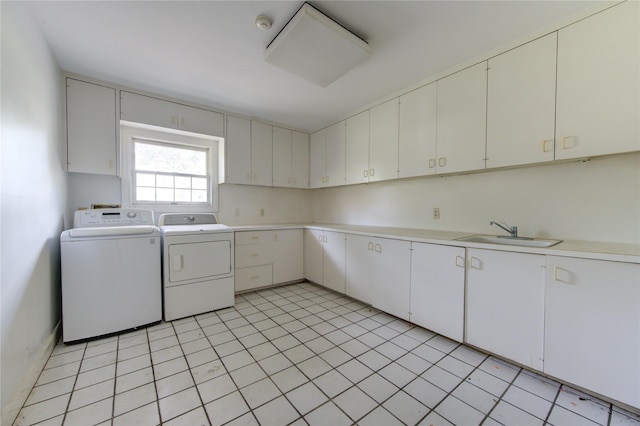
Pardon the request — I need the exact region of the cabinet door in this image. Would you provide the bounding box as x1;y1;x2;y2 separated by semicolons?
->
345;111;370;184
273;126;292;187
251;121;273;186
345;234;374;304
436;62;487;174
120;91;177;129
225;116;252;184
556;1;639;159
291;131;309;188
486;33;557;168
325;121;346;187
369;237;411;321
273;230;304;284
369;99;399;182
304;229;324;284
323;231;346;294
545;256;640;408
466;249;545;370
399;83;437;178
178;104;224;137
66;79;117;175
410;243;465;342
309;129;327;188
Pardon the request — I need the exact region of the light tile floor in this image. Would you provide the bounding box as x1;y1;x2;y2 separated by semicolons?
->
13;282;640;426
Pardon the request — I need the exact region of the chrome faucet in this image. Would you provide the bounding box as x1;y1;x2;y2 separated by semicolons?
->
490;221;518;238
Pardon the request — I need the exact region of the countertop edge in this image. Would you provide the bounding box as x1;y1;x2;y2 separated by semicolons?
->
230;223;640;264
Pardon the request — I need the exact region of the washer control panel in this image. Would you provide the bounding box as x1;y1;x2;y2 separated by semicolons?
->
73;208;154;227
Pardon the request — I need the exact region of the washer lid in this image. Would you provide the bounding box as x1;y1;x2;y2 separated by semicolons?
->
67;225;158;238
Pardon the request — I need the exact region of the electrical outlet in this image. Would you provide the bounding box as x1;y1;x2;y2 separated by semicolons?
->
234;208;240;217
433;208;440;219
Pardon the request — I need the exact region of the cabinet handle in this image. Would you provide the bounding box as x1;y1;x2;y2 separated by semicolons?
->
171;254;183;272
180;117;185;127
364;170;368;177
326;175;330;183
273;234;278;242
428;159;436;169
553;267;572;283
438;157;447;167
251;253;259;257
542;139;554;152
253;173;258;181
470;257;482;270
455;255;465;268
374;243;382;253
288;177;291;184
251;275;259;280
251;236;259;240
293;177;297;185
562;136;576;150
370;169;375;177
318;235;323;243
171;115;176;126
367;242;374;251
108;159;114;169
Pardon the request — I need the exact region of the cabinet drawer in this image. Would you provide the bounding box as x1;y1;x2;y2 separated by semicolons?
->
235;265;273;292
235;231;274;245
235;243;273;268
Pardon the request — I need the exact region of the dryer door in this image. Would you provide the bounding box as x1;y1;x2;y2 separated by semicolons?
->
168;240;232;285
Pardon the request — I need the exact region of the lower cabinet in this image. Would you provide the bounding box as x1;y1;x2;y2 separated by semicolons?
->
466;248;545;371
346;234;411;320
273;229;304;284
544;256;640;408
303;229;346;293
410;243;465;342
235;229;303;292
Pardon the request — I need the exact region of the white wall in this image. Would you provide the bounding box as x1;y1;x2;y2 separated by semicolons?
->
66;172;313;226
1;2;67;422
312;153;640;245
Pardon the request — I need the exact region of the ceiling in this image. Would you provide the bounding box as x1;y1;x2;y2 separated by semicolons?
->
26;0;600;132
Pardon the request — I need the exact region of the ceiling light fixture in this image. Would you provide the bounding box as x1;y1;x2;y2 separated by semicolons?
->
256;15;272;30
264;3;372;87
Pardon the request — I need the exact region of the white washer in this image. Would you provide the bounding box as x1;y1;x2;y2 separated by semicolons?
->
60;209;162;343
158;213;234;321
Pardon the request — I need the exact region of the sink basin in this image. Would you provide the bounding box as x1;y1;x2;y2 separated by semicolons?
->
456;234;562;248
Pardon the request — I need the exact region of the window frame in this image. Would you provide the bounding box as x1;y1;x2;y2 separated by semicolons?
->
120;121;221;213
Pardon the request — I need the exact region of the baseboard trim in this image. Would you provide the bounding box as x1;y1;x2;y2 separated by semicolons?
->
1;321;61;426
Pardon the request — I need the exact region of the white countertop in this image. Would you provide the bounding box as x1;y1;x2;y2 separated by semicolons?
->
231;223;640;264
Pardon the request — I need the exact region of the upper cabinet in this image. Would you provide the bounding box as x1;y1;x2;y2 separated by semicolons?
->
250;121;273;187
291;131;309;189
310;122;346;188
555;1;639;159
486;33;557;168
345;98;400;184
398;83;437;178
66;78;117;175
369;99;399;182
273;127;309;188
224;116;252;185
345;111;370;185
309;128;327;188
120;91;224;137
436;62;488;174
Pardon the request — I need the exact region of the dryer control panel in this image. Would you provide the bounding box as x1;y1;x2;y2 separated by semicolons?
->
73;208;154;227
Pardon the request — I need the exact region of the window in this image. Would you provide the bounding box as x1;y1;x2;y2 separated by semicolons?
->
121;122;221;212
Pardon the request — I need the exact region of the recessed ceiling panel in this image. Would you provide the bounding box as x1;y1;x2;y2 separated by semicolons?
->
264;3;372;87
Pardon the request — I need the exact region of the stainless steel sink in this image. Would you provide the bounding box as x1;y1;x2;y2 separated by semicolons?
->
456;234;562;248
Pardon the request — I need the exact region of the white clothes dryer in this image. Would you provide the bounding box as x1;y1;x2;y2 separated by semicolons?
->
60;209;162;342
158;213;234;321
